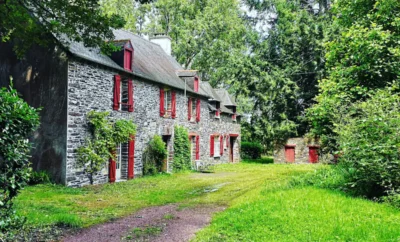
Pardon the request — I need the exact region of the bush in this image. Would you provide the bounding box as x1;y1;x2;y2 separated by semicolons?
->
242;156;274;164
143;135;168;176
173;126;191;171
77;111;136;184
0;84;40;239
289;166;346;190
241;142;262;159
335;87;400;198
28;171;51;185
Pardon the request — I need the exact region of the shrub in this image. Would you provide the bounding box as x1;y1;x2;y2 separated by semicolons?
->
77;111;136;184
173;126;191;171
143;135;167;176
289;166;347;190
334;86;400;198
242;156;274;164
241;142;262;159
28;171;51;185
0;84;40;239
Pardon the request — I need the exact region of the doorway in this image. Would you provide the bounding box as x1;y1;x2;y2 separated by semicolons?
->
285;145;295;163
116;144;122;180
229;136;236;162
162;135;171;172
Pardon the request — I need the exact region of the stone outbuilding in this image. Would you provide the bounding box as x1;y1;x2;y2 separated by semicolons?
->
274;138;320;164
0;30;241;187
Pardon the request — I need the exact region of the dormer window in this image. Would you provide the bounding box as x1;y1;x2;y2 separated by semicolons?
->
124;42;133;71
194;76;199;92
215;102;221;118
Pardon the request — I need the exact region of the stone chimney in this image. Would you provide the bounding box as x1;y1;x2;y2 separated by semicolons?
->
149;34;172;55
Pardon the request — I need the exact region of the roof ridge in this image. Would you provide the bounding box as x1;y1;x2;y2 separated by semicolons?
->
117;29;166;48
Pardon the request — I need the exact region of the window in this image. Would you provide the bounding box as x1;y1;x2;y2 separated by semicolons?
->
210;134;223;157
160;88;176;118
232;113;237;122
188;97;200;122
215;102;221;118
214;135;220;157
113;76;134;112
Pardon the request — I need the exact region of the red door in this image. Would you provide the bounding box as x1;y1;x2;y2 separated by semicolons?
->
309;147;319;163
285;146;295;163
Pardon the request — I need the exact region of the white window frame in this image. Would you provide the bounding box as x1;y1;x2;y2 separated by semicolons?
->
214;135;220;158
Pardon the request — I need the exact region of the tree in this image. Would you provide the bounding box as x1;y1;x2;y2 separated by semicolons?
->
240;0;330;149
77;111;136;185
0;84;40;239
307;0;400;153
0;0;126;56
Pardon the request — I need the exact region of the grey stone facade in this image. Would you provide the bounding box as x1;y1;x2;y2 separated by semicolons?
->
66;60;240;187
274;137;319;164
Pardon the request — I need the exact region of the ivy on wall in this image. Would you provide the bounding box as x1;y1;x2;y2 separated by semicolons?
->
77;111;136;184
173;126;191;171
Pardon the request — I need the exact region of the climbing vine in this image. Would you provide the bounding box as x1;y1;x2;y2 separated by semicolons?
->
173;126;191;171
77;111;136;184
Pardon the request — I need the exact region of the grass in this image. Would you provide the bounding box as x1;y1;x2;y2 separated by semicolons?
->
15;163;400;241
15;163;313;228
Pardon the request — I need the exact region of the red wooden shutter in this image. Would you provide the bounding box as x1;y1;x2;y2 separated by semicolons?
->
160;89;165;116
196;135;200;160
113;75;121;110
128;79;134;112
194;77;199;92
171;92;176;118
210;135;214;157
124;49;132;71
109;150;116;183
196;99;201;122
128;136;135;179
188;98;192;121
220;135;223;156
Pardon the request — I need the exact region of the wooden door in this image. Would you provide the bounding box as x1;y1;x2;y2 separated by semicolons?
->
229;137;234;162
285;146;295;163
309;147;319;163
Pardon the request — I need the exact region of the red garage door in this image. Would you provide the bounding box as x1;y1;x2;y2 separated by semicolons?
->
308;146;320;163
285;145;295;163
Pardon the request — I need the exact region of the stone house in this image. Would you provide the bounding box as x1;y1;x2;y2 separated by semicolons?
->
0;30;241;187
274;138;320;163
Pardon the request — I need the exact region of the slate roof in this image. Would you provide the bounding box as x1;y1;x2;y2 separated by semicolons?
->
201;82;221;102
215;89;237;106
63;29;207;97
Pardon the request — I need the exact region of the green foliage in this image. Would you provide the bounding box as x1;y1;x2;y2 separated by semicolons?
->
241;0;330;150
241;142;262;159
334;87;400;198
0;0;126;57
0;84;40;239
290;166;347;190
173;126;191;171
242;157;274;164
28;171;51;185
142;135;167;176
77;111;136;184
307;0;400;153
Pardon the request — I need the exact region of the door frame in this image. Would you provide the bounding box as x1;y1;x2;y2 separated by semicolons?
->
284;145;296;163
229;134;239;162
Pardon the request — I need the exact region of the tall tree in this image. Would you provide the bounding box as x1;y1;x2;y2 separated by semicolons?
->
0;0;126;56
241;0;330;149
307;0;400;152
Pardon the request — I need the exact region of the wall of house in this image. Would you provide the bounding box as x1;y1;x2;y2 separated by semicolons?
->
274;137;319;163
0;43;68;184
66;59;240;187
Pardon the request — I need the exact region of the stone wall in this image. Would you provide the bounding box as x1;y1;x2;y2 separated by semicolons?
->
66;59;240;187
274;137;319;164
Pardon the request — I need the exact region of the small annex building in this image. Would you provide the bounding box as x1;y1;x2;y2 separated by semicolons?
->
0;30;241;187
274;138;320;163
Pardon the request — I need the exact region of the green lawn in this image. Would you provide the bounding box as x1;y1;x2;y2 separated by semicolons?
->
15;163;400;241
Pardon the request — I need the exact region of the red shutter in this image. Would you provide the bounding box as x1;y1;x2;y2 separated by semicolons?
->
109;150;116;183
128;79;134;112
188;98;192;121
194;77;199;92
171;91;176;118
124;49;132;71
128;136;135;179
160;89;165;116
220;135;223;156
210;135;214;157
196;99;201;122
113;75;121;110
196;135;200;160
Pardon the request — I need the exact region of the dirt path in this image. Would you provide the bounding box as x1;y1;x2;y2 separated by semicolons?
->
62;204;224;242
